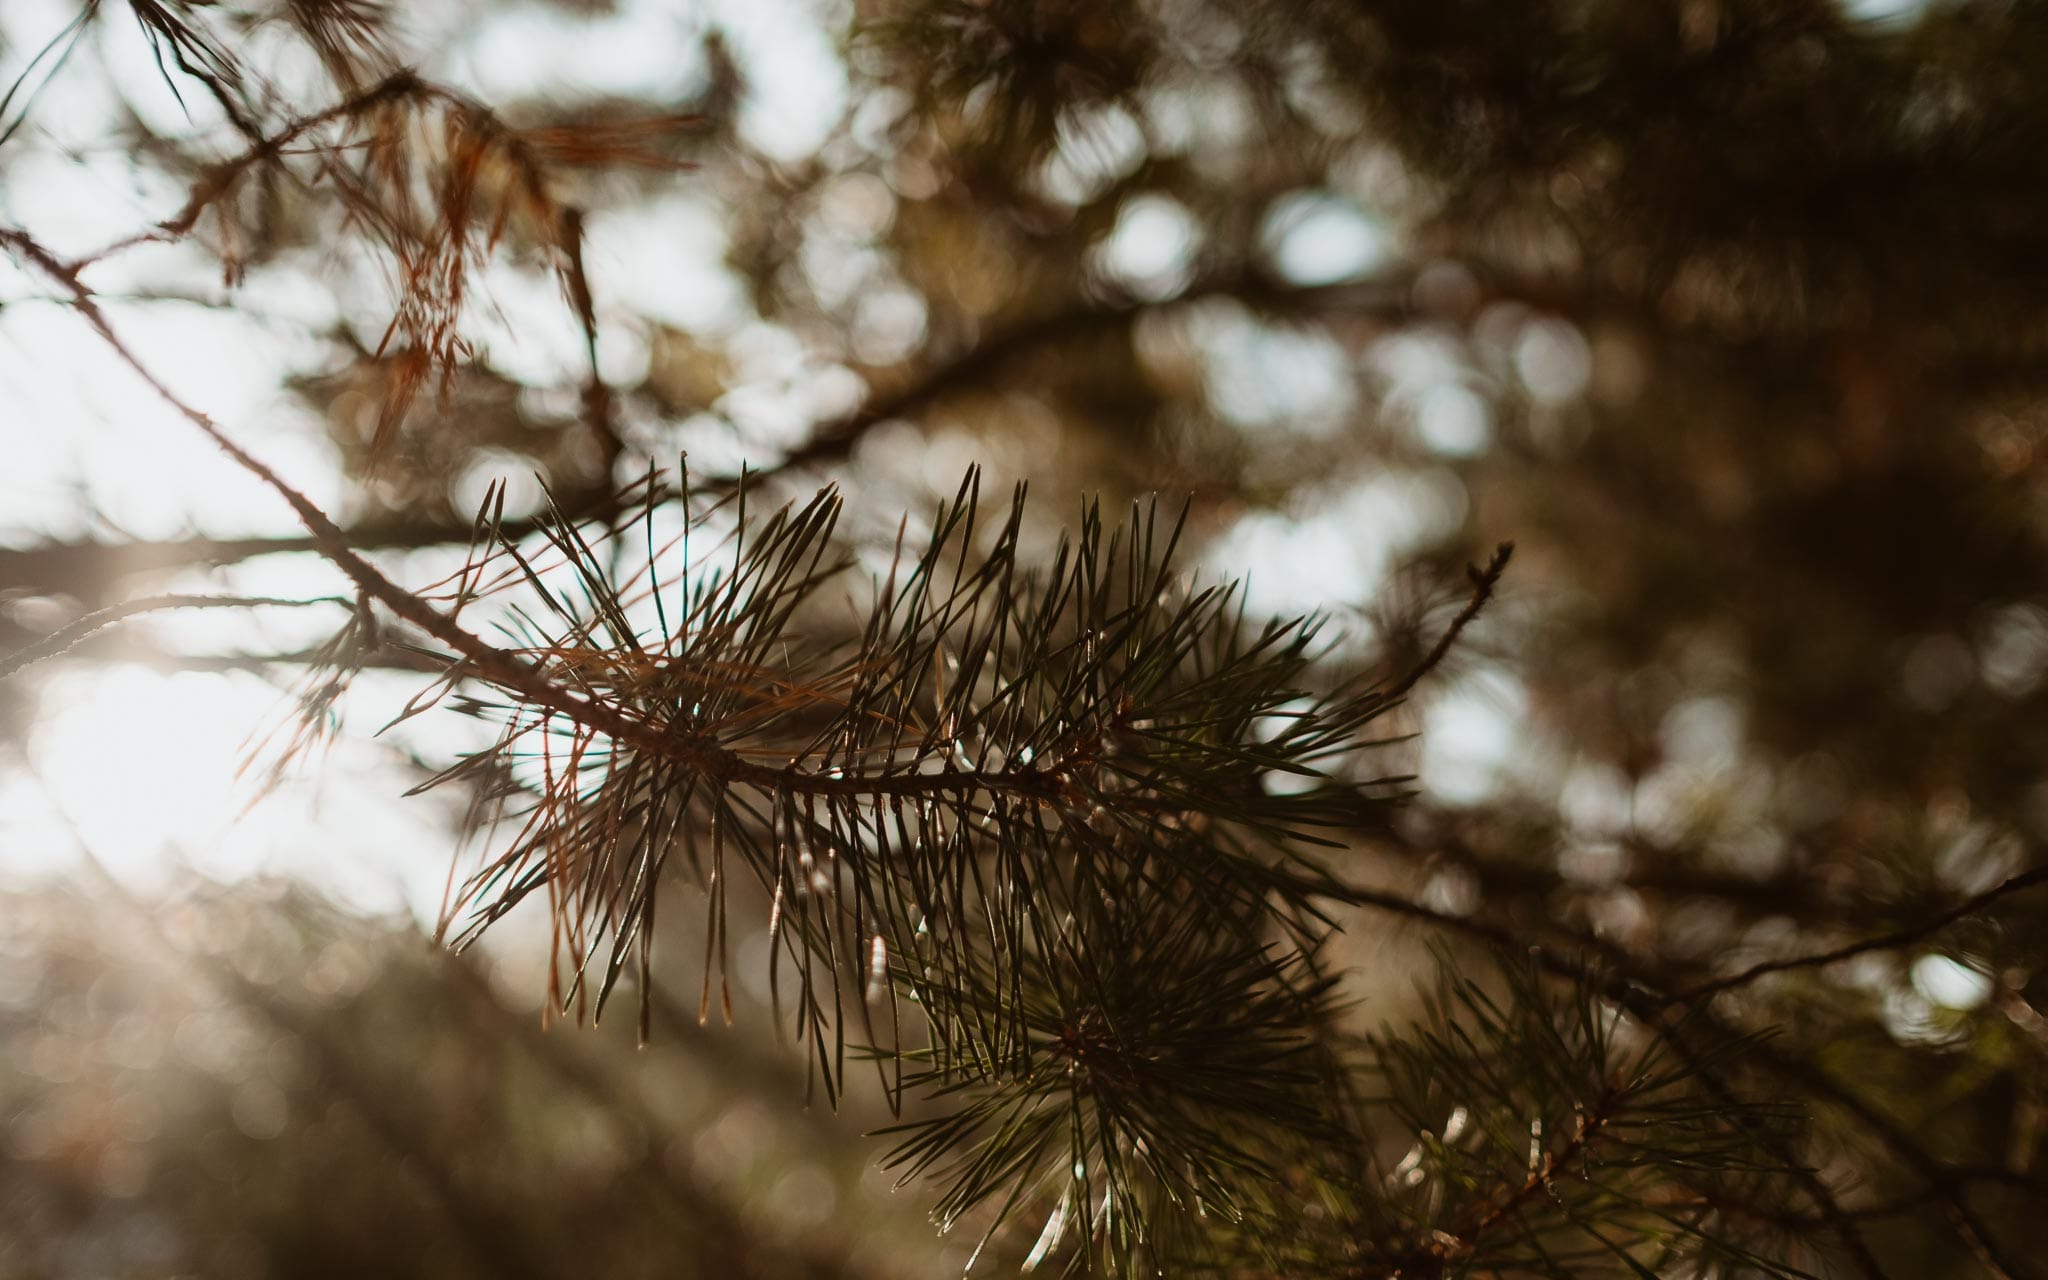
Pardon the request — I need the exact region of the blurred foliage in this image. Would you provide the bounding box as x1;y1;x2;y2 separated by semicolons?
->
3;0;2048;1276
0;875;935;1280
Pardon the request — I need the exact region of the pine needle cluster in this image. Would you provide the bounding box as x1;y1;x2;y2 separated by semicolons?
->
352;464;1813;1277
4;4;2034;1277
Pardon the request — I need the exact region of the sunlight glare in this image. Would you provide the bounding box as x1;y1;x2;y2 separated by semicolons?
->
26;668;275;884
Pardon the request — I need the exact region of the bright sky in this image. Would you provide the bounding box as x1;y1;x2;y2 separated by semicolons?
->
0;0;1533;919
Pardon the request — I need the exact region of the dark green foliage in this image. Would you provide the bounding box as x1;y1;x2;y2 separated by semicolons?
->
1160;955;1827;1280
876;868;1339;1274
6;0;2048;1276
374;464;1833;1276
1352;962;1810;1279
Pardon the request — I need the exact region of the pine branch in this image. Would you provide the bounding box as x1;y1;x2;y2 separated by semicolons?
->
12;11;2038;1276
760;268;1415;482
0;591;348;679
0;496;627;600
1280;955;1843;1280
1733;1032;2040;1280
1679;866;2048;1004
1367;541;1514;711
0;221;1947;1272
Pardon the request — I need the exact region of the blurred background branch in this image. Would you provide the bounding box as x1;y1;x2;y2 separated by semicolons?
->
3;0;2048;1275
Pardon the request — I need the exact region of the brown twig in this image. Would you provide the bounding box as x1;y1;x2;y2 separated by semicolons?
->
3;221;1171;815
1679;866;2048;1004
0;273;1414;592
1372;542;1515;710
75;70;432;265
750;270;1415;486
1467;1092;1614;1239
0;592;348;679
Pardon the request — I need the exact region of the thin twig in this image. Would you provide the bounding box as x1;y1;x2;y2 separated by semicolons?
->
0;223;1200;811
74;70;431;264
0;592;347;680
0;274;1416;589
1673;1033;1893;1280
749;269;1416;488
1680;866;2048;1004
1372;542;1515;709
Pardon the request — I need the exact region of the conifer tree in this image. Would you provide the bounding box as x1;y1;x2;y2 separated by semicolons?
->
2;3;2045;1278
